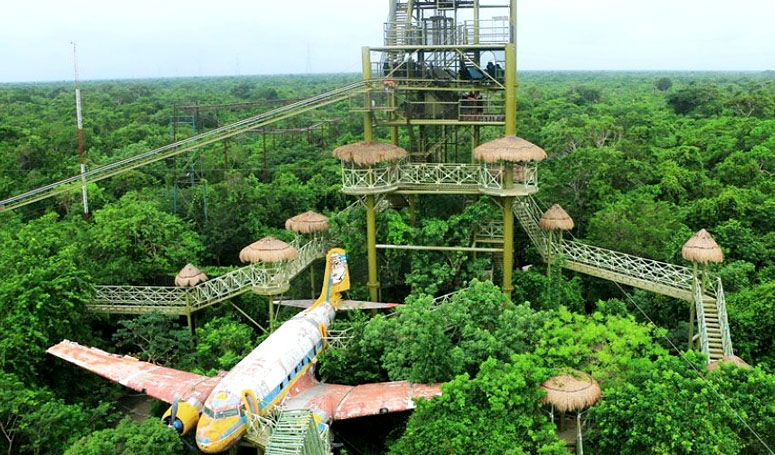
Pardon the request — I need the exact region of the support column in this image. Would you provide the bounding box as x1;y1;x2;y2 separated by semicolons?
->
363;45;380;302
390;92;399;145
362;47;374;141
310;263;316;299
473;0;481;64
501;41;518;298
688;262;698;350
472;126;480;163
408;195;418;226
366;194;379;302
502;166;514;297
185;294;196;340
268;294;275;332
504;42;517;135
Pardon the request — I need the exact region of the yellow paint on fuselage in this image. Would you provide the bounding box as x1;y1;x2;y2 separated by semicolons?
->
194;248;349;452
196;414;246;453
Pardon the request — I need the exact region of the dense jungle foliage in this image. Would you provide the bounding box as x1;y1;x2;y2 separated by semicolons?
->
0;71;774;454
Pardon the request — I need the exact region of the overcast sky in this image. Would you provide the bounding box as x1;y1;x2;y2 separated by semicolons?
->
0;0;773;82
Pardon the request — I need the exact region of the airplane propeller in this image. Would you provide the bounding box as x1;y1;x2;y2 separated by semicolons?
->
168;395;184;434
166;395;200;453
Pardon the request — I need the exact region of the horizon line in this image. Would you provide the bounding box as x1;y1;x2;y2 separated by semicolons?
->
2;69;773;85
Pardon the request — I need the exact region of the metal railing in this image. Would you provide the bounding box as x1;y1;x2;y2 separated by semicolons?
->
383;22;466;46
476;220;504;242
341;165;402;194
516;196;701;299
694;279;711;357
459;98;505;122
264;410;330;455
341;162;539;195
89;237;330;314
0;80;377;213
383;19;510;46
715;278;733;356
463;19;510;44
513;195;734;362
480;164;538;192
399;163;481;187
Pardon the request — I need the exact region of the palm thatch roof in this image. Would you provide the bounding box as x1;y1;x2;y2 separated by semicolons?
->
174;264;208;288
474;136;547;163
239;237;298;264
539;204;575;231
707;355;752;372
682;229;724;264
285;211;330;234
333;141;407;166
541;371;601;413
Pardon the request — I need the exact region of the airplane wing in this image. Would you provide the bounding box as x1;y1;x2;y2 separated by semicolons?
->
275;299;401;310
285;379;441;421
47;340;220;406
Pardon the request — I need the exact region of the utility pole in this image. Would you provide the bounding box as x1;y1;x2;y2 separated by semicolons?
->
72;42;90;220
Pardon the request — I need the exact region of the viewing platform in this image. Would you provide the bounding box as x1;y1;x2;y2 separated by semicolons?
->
340;161;538;196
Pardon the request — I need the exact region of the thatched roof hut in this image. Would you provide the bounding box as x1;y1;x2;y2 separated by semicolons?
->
474;136;547;163
682;229;724;264
285;211;330;234
333;141;407;166
540;204;575;231
239;237;298;264
707;355;752;372
174;264;208;288
541;371;601;413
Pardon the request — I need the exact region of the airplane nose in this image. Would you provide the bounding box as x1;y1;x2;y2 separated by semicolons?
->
195;421;218;453
195;417;246;453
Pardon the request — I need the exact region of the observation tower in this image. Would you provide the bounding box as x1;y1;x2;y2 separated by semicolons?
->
337;0;531;300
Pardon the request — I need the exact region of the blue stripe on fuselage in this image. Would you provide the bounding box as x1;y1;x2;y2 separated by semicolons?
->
258;341;325;411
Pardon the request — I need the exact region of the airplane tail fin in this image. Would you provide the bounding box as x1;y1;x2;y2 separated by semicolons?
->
317;248;350;308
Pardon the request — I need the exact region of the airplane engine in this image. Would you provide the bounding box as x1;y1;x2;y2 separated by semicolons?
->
162;401;200;435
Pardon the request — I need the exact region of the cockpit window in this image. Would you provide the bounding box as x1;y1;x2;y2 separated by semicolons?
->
215;408;240;419
202;406;214;418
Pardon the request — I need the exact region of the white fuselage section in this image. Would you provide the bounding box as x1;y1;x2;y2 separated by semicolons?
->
204;301;336;414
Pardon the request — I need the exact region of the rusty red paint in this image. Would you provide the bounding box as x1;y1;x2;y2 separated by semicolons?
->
286;368;441;422
47;340;218;407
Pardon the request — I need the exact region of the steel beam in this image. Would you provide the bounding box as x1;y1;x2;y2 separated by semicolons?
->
376;244;502;253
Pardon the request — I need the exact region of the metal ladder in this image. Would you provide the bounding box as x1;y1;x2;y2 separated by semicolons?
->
265;410;330;455
513;196;733;361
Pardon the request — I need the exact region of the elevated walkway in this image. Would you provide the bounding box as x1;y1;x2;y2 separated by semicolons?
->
513;196;733;361
0;80;377;213
89;237;330;315
87;196;389;316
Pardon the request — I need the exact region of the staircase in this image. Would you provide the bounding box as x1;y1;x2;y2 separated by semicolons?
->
513;196;733;362
265;410;330;455
0;80;376;213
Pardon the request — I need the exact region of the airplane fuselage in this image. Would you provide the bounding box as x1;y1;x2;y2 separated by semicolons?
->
194;300;336;453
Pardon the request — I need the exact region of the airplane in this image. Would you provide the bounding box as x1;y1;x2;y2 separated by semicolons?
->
48;248;441;453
